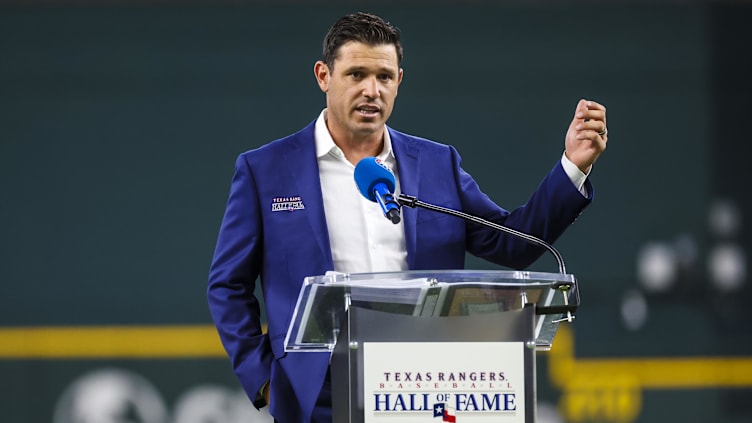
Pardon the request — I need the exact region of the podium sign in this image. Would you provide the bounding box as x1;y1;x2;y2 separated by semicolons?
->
363;342;526;422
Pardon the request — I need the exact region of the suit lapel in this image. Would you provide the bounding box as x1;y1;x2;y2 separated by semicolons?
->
390;128;420;270
282;124;334;270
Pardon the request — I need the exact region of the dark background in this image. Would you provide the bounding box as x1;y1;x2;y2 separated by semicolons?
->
1;1;751;422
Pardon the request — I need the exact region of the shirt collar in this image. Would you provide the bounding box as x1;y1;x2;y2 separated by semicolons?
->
314;109;395;162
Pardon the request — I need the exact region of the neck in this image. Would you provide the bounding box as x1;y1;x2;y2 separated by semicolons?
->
325;117;385;165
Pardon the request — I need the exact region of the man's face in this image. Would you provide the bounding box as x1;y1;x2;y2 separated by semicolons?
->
315;41;403;142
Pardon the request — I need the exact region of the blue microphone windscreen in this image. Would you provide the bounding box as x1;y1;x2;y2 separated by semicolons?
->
354;157;396;202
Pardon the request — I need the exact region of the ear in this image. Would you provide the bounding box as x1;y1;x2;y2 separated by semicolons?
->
314;61;330;93
393;68;403;95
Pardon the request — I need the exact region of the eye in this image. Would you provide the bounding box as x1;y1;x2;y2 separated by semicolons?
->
350;71;364;79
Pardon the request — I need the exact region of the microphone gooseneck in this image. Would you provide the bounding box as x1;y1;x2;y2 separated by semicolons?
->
396;194;567;274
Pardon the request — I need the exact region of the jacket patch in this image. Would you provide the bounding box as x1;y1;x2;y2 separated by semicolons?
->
271;196;305;212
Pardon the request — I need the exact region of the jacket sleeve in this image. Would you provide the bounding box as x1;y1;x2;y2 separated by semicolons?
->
453;146;593;269
207;153;272;407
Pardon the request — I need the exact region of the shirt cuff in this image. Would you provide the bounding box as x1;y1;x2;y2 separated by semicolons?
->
560;152;590;197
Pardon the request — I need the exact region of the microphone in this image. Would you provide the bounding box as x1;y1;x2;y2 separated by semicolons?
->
354;157;401;224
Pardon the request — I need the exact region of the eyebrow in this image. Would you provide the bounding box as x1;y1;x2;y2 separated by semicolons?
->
343;65;398;76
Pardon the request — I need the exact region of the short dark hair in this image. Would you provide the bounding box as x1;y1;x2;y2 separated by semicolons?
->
322;12;403;70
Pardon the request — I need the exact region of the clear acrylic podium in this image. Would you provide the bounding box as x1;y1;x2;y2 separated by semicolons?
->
284;270;579;423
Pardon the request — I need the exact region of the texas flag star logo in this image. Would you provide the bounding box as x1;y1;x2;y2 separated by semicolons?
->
433;403;456;422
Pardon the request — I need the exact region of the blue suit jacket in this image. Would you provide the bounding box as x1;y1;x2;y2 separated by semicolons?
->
207;120;592;422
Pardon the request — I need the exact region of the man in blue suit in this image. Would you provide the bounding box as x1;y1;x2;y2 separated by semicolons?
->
208;12;608;423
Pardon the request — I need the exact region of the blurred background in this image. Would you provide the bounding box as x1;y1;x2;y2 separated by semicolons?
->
2;0;751;422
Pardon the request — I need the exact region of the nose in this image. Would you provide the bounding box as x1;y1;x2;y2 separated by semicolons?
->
362;76;380;99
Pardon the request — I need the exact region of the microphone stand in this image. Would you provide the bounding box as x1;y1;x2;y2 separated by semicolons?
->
396;193;577;322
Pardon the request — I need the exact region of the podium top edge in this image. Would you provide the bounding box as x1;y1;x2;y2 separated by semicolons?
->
303;269;577;286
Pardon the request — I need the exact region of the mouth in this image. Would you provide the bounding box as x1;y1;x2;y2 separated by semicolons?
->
355;105;381;117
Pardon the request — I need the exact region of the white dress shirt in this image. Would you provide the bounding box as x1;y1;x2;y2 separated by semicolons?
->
314;109;589;274
315;110;409;274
